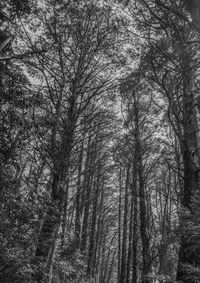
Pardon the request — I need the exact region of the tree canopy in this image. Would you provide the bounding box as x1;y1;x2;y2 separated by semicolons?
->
1;0;200;282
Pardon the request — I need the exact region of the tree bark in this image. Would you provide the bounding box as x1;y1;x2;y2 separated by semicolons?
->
126;192;133;283
176;38;200;283
61;177;69;248
74;136;84;248
118;168;122;283
87;163;100;275
120;165;130;283
132;188;138;283
81;141;96;252
35;96;76;282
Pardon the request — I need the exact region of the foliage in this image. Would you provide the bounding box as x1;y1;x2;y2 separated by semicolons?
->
1;0;200;283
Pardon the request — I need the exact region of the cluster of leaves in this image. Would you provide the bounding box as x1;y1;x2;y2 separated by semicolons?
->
1;0;200;282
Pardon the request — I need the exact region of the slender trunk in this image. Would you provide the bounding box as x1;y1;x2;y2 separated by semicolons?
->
138;155;150;283
176;41;200;282
132;162;138;283
120;166;130;283
132;190;138;283
133;93;150;283
80;136;92;251
104;233;117;283
94;179;104;278
81;142;96;251
99;233;106;283
81;161;93;251
46;224;59;283
106;249;117;283
87;172;99;275
35;96;76;282
61;178;69;248
74;136;84;247
126;193;133;283
118;169;122;283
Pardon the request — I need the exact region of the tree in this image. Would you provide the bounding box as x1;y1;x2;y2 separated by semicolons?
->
17;1;121;280
132;0;200;281
3;0;200;282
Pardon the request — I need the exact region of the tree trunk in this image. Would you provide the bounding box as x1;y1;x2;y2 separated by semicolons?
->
120;165;130;283
132;188;138;283
81;141;96;252
176;39;200;282
61;177;69;248
35;96;76;282
133;92;150;283
74;137;84;248
87;164;100;275
94;177;104;279
132;161;138;283
107;249;117;283
118;168;122;283
46;224;59;283
126;192;133;283
138;160;150;283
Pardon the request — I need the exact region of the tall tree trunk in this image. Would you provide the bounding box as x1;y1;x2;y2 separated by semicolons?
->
46;224;60;283
132;188;138;283
107;249;117;283
118;168;122;283
87;163;100;275
133;93;150;283
104;233;117;283
94;177;104;279
35;96;76;282
74;136;84;248
126;192;133;283
132;161;138;283
61;177;69;248
176;39;200;282
138;160;150;283
99;232;106;283
81;141;96;252
120;165;130;283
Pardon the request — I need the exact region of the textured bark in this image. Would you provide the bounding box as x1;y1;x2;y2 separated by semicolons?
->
158;176;172;278
81;141;96;251
46;224;59;283
104;234;116;283
94;179;104;278
35;127;74;256
35;96;76;282
35;205;60;259
133;93;150;283
126;193;133;283
87;166;100;275
99;233;106;283
74;137;84;247
118;169;122;283
120;166;130;283
61;178;69;248
106;249;117;283
132;190;138;283
138;160;150;283
176;39;200;282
